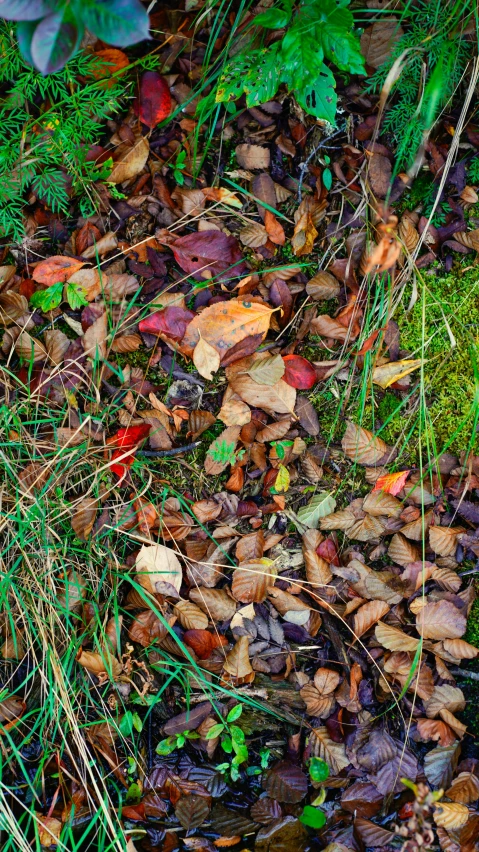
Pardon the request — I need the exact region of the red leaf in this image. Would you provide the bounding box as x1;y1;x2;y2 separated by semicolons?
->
135;71;172;127
112;424;151;451
121;804;145;821
109;424;151;479
316;537;340;566
373;469;411;496
282;355;317;389
139;306;195;341
171;231;246;282
183;629;228;660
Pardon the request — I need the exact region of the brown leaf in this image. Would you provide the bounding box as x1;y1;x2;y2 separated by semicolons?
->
375;622;420;652
429;525;465;557
363;235;401;274
306;270;340;300
264;210;285;246
44;329;70;365
360;18;404;68
226;354;296;416
236;144;270;169
313;667;341;695
76;648;122;678
37;816;62;848
353;599;390;638
109;136;149;183
416;718;457;748
136;544;183;597
416;601;466;641
239;222;268;247
455;229;479;251
263;761;308;804
341;421;392;465
128;610;168;646
367;152;391;197
183;629;228;659
247;354;285;386
446;772;479;804
236;530;265;562
309;727;349;774
82;312;108;360
14;332;47;362
434;802;469;830
388;532;419;566
174;600;208;630
354;818;394;848
193;335;221;380
204;425;241;475
292;211;318;257
189;587;237;622
222;636;254;683
33;255;85;285
189;409;216;440
442;638;479;660
71;497;98;540
175;795;210;830
232;558;277;603
425;684;466;718
252;172;277;219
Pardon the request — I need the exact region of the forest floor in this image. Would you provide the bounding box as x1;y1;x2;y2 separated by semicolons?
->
2;7;479;852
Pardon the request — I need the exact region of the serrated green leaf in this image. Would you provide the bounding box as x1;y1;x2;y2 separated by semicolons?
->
297;491;336;528
309;756;330;782
321;26;365;75
295;64;337;124
227;704;243;723
30;281;63;312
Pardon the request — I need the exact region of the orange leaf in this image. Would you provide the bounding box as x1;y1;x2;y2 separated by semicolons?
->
183;629;228;659
33;256;85;286
373;469;411;496
264;210;286;246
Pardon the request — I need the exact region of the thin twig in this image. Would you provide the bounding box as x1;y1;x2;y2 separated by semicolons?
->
137;442;201;458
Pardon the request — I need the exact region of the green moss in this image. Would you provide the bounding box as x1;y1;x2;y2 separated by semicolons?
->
391;263;479;457
465;586;479;649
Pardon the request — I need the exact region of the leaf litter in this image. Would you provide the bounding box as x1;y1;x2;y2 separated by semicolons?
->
2;7;479;852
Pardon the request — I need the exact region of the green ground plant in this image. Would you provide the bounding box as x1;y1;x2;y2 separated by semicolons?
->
365;0;476;169
215;0;365;123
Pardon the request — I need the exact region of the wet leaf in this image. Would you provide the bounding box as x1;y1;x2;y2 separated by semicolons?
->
172;231;245;282
264;761;308;804
175;794;210;830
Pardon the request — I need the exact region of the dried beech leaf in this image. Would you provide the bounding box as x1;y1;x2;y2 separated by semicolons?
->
353;600;389;638
223;635;254;682
189;587;237;622
342;422;391;466
434;802;469;830
416;601;466;641
232;558;277;604
175;795;210;830
375;622;420;652
309;727;349;775
446;772;479;804
425;685;466;718
388;533;419;566
306;270;340;300
429;525;465;557
71;497;98;540
136;544;182;597
174;600;209;630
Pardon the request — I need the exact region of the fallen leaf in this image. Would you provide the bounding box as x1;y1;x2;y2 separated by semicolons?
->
172;231;246;282
109;136;149;184
136;544;183;597
182;299;273;359
136;71;172;127
71;497;98;540
223;636;254;683
247;353;285;386
297;493;337;528
372;358;423;389
183;629;228;659
292;211;318;257
226;354;296;416
138;306;195;341
434;802;469;830
232;558;277;603
264;210;285;245
236;144;270;169
342;422;392;465
264;761;308;804
33;255;84;286
353;600;390;638
193;335;221;380
282;355;317;389
416;601;466;640
373;469;410;495
306;270;340;300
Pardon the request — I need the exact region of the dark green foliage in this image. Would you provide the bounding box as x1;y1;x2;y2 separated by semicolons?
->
0;22;129;240
0;0;149;73
366;0;474;168
215;0;365;124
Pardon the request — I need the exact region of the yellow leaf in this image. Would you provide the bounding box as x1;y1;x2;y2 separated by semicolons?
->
274;464;290;493
372;359;424;389
193;334;221;380
292;211;318;257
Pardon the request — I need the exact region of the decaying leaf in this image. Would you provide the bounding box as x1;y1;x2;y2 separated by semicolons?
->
136;544;183;598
